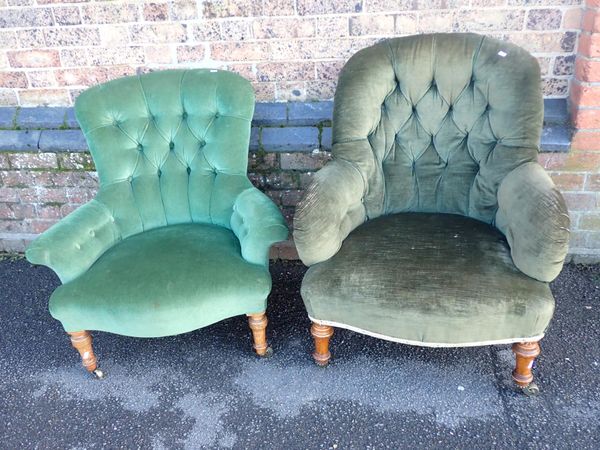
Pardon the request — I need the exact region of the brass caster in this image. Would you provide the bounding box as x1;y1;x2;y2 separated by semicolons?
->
259;346;274;358
92;368;105;380
521;382;540;397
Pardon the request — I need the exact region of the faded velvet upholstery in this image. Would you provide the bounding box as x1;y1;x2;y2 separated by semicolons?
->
294;34;569;346
302;214;554;346
26;69;288;336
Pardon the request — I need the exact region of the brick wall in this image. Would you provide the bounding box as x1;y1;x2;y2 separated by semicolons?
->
0;0;599;263
0;0;585;106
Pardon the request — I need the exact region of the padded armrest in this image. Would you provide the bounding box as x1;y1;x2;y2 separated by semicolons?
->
293;159;367;266
230;187;289;266
25;199;120;284
495;162;570;282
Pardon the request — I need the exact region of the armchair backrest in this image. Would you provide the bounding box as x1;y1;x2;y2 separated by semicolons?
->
332;33;543;223
75;69;254;236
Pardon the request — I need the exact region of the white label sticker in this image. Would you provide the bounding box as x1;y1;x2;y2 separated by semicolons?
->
498;51;507;57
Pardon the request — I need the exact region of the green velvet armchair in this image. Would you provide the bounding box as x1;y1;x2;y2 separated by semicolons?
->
293;33;570;395
26;69;288;377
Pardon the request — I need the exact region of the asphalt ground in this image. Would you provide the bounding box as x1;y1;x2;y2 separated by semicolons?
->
0;257;599;449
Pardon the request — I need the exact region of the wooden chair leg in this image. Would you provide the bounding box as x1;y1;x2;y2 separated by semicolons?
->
67;331;104;378
311;323;334;366
247;312;271;357
512;341;541;395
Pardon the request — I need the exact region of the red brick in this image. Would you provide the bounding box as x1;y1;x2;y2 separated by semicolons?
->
65;187;95;203
0;188;20;203
56;66;135;87
30;219;55;234
7;50;60;68
574;57;600;82
8;153;57;170
176;45;206;63
582;8;600;32
281;190;304;207
571;130;600;151
0;203;35;220
563;7;583;29
253;18;315;39
27;70;58;88
563;192;598;211
580;213;600;230
35;203;63;219
571;81;600;106
0;71;28;89
578;32;600;58
549;173;586;191
273;240;297;260
539;151;600;171
18;187;67;203
144;2;169;21
586;174;600;190
18;89;70;106
255;62;315;82
210;42;269;61
571;107;600;129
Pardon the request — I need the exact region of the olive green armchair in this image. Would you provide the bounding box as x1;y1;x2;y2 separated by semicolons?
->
294;34;570;395
26;69;288;377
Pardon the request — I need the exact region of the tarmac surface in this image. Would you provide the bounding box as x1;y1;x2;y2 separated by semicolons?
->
0;257;599;449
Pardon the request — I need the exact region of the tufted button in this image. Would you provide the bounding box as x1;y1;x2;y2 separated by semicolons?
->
157;169;162;177
169;142;175;150
127;176;133;183
182;111;188;119
199;140;206;148
411;106;417;113
486;104;491;111
448;104;453;111
431;80;436;88
186;167;191;175
214;111;220;119
137;143;143;151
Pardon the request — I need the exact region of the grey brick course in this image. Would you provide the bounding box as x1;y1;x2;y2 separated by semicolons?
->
0;130;41;151
39;130;88;152
253;103;287;126
262;126;319;152
16;107;68;129
0;108;17;129
288;101;333;126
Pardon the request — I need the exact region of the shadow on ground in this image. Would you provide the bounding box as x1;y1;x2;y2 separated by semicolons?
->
0;259;599;449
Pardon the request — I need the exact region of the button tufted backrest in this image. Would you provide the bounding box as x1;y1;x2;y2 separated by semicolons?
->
75;69;255;237
332;33;543;224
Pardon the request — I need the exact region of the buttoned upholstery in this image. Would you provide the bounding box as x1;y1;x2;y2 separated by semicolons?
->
26;69;288;337
294;34;570;347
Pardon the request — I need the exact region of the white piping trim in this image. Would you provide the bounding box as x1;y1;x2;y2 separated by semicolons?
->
308;316;544;348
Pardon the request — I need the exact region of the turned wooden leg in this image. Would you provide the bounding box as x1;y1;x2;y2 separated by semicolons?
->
247;312;270;356
67;331;99;373
311;323;334;366
512;341;541;394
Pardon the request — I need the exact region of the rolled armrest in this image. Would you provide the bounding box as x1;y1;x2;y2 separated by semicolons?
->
293;159;367;266
495;162;570;282
230;187;289;266
25;199;120;284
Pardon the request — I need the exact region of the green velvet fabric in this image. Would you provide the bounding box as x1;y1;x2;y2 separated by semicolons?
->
50;224;271;337
294;33;569;282
26;69;288;336
302;213;555;345
294;33;570;345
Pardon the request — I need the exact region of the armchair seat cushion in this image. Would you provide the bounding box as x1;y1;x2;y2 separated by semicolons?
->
301;213;554;347
49;223;271;337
